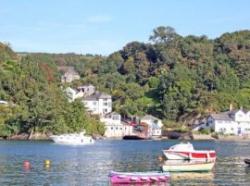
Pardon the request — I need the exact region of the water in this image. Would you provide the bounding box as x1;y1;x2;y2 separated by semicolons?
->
0;140;249;185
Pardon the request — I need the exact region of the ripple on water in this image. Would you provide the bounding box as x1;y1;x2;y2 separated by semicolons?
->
0;140;249;185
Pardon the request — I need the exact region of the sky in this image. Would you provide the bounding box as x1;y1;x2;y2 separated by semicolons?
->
0;0;250;55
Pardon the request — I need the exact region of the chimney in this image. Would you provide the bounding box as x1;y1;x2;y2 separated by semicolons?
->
229;103;233;111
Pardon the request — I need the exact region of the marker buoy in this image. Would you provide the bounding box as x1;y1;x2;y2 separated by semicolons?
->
23;160;31;170
44;160;51;166
23;160;30;166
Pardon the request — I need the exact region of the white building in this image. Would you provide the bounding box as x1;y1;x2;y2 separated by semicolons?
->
101;112;124;138
123;124;135;136
65;85;96;102
58;66;80;83
198;109;250;135
0;100;8;105
64;87;84;102
140;115;163;136
77;84;95;97
100;112;135;138
82;91;112;116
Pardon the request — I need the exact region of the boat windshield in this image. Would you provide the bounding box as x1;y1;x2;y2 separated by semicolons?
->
169;142;194;151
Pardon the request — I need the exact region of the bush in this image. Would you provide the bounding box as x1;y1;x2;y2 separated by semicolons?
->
198;128;211;135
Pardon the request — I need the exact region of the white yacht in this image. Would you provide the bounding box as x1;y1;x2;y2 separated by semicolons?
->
50;132;95;145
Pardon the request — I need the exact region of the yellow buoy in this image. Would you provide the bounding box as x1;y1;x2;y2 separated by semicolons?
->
44;160;51;166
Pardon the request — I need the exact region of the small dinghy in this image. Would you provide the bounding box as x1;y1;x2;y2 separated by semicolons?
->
108;171;170;184
244;159;250;165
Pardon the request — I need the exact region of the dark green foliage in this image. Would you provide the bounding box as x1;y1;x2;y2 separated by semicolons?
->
0;48;104;137
0;42;17;62
1;27;250;131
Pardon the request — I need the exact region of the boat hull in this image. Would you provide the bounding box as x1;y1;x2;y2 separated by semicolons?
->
162;161;215;172
109;171;170;184
123;135;148;140
244;159;250;165
50;135;94;145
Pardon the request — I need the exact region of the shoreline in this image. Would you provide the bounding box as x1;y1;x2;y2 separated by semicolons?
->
193;133;250;142
1;133;250;142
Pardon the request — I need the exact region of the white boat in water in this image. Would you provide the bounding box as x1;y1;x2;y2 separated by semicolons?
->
50;132;95;145
163;142;216;161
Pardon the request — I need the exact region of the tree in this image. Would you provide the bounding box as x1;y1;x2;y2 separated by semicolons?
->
149;26;177;44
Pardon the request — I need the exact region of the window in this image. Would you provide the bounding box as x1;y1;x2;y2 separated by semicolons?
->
103;109;108;113
93;101;97;105
111;127;113;130
103;102;108;106
113;115;120;120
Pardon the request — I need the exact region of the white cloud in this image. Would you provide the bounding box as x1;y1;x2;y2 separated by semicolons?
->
87;15;112;23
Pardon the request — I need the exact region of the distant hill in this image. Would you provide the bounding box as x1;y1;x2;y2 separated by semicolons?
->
1;27;250;129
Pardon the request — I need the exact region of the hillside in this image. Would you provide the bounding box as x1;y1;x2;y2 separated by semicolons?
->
1;26;250;136
0;44;104;138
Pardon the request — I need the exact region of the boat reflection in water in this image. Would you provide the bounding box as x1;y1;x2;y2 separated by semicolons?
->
171;172;214;180
111;183;169;186
109;171;170;185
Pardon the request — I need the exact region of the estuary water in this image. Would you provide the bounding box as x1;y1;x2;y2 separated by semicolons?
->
0;140;249;185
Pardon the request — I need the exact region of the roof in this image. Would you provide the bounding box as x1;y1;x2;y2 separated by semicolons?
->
58;66;79;75
83;91;111;100
210;109;245;121
78;84;95;89
141;115;160;121
65;87;76;93
0;100;8;105
106;112;120;116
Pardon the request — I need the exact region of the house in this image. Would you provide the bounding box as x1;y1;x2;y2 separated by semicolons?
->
100;112;136;138
58;66;80;83
140;115;163;136
64;87;83;102
65;84;96;102
192;118;210;131
197;109;250;135
82;91;112;116
0;100;8;105
100;112;124;138
123;124;135;136
77;84;96;97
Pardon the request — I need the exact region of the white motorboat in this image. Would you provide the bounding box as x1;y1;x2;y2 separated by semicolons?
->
162;142;216;161
50;132;95;145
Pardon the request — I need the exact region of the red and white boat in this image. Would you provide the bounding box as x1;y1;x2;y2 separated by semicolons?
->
163;142;216;162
